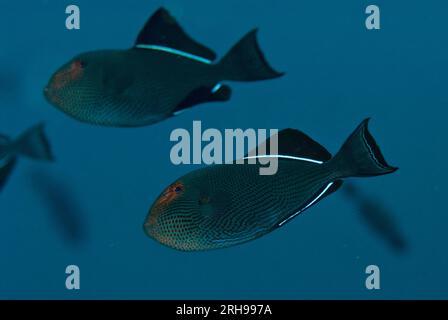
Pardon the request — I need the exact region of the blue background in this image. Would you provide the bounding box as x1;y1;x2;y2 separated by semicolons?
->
0;0;446;299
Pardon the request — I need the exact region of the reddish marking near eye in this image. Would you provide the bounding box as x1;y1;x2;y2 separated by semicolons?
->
147;181;184;227
52;60;85;90
156;181;184;207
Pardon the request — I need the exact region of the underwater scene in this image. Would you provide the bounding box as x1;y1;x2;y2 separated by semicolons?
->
0;0;447;299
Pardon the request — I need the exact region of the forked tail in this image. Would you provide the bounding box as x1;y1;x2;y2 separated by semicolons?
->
331;119;398;178
219;29;284;81
14;123;54;161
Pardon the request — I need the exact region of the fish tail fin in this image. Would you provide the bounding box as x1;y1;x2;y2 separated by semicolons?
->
331;119;397;178
14;123;54;161
218;29;284;81
0;158;16;192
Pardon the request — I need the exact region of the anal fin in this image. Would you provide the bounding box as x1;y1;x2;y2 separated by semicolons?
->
174;84;231;114
277;180;343;227
322;180;343;199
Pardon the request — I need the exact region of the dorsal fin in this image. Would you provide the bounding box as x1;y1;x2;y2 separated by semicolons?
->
246;128;332;162
134;7;216;61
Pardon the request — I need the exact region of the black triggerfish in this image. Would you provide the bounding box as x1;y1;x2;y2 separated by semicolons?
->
44;7;283;127
0;124;53;192
144;119;398;251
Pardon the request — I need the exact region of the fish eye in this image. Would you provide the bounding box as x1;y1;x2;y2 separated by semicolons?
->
170;182;184;194
73;60;87;68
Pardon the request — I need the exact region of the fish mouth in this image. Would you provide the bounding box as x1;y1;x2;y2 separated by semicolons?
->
43;83;61;107
43;86;50;98
43;85;53;103
44;64;75;105
143;221;152;235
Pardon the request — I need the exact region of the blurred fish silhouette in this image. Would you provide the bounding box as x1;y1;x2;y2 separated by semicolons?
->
44;7;283;127
145;119;398;251
0;124;53;192
0;70;20;102
28;170;88;246
343;183;407;253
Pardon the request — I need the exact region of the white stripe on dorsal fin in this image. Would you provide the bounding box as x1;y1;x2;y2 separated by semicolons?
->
134;8;216;62
135;44;213;64
243;154;324;164
243;129;332;163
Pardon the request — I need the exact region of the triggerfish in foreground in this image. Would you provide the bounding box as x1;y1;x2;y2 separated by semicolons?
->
0;124;53;192
144;119;398;251
44;7;283;127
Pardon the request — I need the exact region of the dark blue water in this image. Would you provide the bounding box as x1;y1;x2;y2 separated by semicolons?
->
0;0;446;299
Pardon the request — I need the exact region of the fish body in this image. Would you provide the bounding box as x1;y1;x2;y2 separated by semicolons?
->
144;119;398;251
44;8;283;127
46;49;219;126
0;124;53;192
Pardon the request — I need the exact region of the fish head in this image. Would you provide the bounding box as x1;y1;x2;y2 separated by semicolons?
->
44;51;105;111
144;179;205;250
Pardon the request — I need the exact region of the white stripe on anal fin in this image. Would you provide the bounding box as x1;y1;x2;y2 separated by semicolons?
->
211;83;222;93
278;182;334;227
173;110;186;116
135;44;213;64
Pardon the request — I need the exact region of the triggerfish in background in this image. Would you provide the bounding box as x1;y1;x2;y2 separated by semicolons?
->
144;119;398;251
0;124;53;192
44;7;283;127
